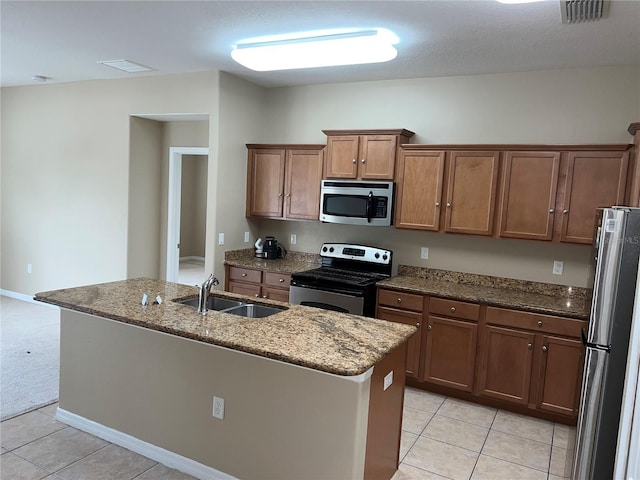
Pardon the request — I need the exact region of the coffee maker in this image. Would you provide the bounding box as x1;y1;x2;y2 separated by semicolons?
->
264;236;286;260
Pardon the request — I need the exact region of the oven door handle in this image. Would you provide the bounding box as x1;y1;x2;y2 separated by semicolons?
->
367;191;373;223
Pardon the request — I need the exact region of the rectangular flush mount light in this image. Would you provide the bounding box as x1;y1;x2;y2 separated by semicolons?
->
97;59;154;73
231;29;398;72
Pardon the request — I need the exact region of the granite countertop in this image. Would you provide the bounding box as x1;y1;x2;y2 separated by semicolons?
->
35;278;415;376
224;249;320;274
377;266;590;320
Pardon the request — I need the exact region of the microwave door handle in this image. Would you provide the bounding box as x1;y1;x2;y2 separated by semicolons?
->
367;191;373;223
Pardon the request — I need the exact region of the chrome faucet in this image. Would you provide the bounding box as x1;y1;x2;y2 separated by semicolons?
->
198;273;219;314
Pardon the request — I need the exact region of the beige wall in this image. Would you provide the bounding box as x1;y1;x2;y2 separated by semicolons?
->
254;66;640;287
60;310;370;478
1;72;219;294
179;155;207;258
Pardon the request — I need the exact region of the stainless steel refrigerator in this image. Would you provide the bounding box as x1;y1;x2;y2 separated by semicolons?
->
573;207;640;480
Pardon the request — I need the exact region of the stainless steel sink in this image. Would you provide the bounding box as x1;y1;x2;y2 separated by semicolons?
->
223;304;286;318
178;296;243;311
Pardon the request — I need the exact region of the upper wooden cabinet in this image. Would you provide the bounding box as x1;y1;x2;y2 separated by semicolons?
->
246;144;324;221
323;129;414;180
557;151;629;244
498;151;561;241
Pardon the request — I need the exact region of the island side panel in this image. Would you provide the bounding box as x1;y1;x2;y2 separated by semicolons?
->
364;343;407;480
58;309;371;480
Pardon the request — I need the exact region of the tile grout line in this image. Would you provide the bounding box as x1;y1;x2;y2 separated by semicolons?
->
468;406;498;479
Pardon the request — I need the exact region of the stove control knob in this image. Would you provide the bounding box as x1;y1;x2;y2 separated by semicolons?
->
375;253;380;259
382;254;388;261
322;246;328;252
329;247;335;253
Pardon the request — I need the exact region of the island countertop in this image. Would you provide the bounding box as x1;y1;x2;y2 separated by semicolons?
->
35;278;416;376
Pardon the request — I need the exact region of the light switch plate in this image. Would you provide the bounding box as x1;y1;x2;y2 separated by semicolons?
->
213;396;225;419
244;232;250;243
421;247;429;260
553;260;564;275
383;371;393;391
290;234;297;245
218;233;224;245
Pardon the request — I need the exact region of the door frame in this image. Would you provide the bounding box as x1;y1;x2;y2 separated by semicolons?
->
166;146;209;282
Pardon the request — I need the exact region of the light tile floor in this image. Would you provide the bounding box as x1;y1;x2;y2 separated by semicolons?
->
1;387;575;480
178;259;205;287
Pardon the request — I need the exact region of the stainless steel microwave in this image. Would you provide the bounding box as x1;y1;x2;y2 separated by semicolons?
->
320;180;394;226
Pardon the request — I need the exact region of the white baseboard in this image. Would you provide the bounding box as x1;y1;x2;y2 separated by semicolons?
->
56;408;237;480
180;256;205;263
0;289;60;310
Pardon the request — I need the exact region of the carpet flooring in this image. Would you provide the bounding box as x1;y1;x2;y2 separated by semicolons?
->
0;296;60;421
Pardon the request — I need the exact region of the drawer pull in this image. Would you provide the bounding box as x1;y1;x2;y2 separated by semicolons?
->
428;325;432;330
263;295;267;299
549;209;555;214
416;322;421;328
352;158;356;164
279;278;285;283
527;343;533;349
542;345;548;352
450;306;456;313
435;202;440;207
537;321;543;327
397;297;402;303
563;209;569;214
361;159;366;164
241;273;247;277
255;293;259;297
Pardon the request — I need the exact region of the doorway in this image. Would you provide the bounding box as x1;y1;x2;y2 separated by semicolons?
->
166;147;209;283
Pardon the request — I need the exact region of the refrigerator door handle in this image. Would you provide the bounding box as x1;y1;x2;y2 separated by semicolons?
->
581;328;612;353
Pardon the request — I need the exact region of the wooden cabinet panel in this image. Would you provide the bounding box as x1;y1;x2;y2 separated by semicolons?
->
485;307;586;337
263;271;292;287
325;136;359;179
429;297;480;321
445;151;499;236
394;150;445;231
376;306;422;379
228;266;262;283
478;325;535;405
262;286;289;302
227;281;261;298
424;316;478;392
284;149;324;220
246;149;286;217
559;151;629;244
225;265;290;302
536;335;583;417
499;151;560;240
359;135;398;180
378;289;424;312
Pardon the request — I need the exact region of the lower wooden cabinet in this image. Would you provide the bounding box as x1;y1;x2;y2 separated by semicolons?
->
225;265;291;302
376;288;586;421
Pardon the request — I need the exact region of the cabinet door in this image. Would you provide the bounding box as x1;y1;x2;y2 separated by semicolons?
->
227;281;261;298
478;325;535;405
499;151;560;240
536;335;583;417
559;151;629;244
423;316;478;392
445;151;499;236
376;306;422;379
359;135;398;180
325;136;359;178
284;149;324;220
262;286;289;302
246;149;286;217
394;150;445;231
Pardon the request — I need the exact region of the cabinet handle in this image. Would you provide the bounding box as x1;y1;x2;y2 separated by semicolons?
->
542;345;548;352
450;306;456;313
255;293;260;297
416;322;421;328
361;159;366;164
435;202;440;207
278;193;283;197
549;209;555;214
527;343;533;349
563;209;569;214
279;278;285;282
352;158;357;164
241;273;247;277
263;295;267;299
285;193;291;198
537;320;543;327
428;325;432;330
447;202;452;208
397;297;402;303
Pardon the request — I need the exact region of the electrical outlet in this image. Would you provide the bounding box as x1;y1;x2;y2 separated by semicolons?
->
27;263;32;274
218;233;224;245
244;231;250;243
213;396;225;419
420;247;429;260
553;260;564;275
383;371;393;391
290;234;297;245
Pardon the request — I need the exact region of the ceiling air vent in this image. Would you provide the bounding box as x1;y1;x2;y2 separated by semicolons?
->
561;0;610;23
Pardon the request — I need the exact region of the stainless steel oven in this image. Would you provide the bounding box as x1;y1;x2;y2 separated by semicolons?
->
290;243;392;317
320;180;394;226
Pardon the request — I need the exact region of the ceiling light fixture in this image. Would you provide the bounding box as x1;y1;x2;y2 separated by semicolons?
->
230;28;399;72
97;59;154;73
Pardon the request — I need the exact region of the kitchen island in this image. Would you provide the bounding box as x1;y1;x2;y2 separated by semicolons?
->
35;278;415;480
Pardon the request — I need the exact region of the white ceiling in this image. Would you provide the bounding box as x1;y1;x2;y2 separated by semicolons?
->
1;0;639;89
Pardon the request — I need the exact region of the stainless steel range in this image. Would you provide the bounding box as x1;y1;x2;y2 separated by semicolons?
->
289;243;392;317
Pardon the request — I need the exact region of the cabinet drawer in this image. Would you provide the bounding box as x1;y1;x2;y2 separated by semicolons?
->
228;266;262;284
378;289;424;312
377;306;422;327
263;271;291;288
429;297;480;321
486;307;586;337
